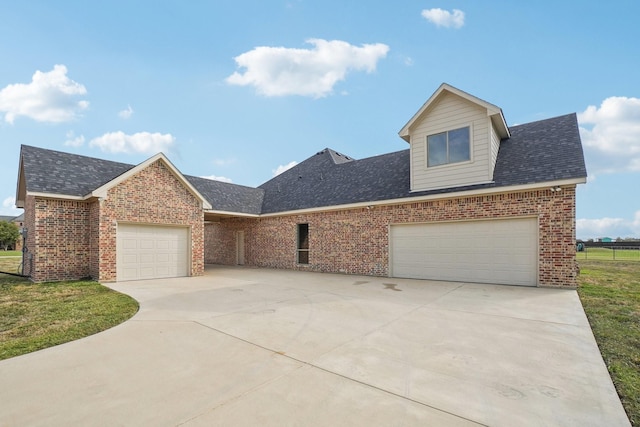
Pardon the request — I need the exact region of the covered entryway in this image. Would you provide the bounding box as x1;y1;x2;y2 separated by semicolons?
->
390;218;538;286
116;223;189;281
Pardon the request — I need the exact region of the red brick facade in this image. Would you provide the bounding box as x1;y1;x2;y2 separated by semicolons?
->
23;196;92;282
205;186;578;288
24;155;577;287
26;160;204;282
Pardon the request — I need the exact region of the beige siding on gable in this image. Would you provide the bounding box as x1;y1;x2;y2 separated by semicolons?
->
490;124;501;178
410;92;492;191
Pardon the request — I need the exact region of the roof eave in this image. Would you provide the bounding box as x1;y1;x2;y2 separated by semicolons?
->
399;83;509;142
204;209;260;218
260;177;587;218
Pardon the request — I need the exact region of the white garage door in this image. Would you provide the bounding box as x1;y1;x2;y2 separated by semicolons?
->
117;224;189;281
390;218;537;286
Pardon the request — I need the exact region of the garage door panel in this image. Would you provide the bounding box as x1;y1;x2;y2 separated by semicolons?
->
117;224;189;281
391;218;537;286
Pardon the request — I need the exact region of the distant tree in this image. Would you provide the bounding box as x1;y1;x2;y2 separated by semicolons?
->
587;238;594;243
616;237;623;242
0;221;20;250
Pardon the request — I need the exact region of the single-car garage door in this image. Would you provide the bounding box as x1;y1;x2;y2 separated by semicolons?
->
390;218;537;286
117;224;189;281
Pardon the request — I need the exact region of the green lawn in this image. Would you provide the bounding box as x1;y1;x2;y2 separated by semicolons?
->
578;259;640;426
577;247;640;261
0;275;138;360
0;251;21;257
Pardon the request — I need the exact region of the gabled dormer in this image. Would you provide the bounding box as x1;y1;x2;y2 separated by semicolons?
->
399;83;510;192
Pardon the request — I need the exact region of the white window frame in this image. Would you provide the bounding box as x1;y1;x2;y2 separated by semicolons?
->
425;125;472;168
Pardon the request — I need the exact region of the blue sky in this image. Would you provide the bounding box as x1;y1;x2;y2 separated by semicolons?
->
1;1;638;239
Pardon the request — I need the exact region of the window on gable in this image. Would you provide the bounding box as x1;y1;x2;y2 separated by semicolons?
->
297;223;309;264
427;126;470;167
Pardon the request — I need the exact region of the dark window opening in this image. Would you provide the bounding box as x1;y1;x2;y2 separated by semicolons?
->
297;223;309;264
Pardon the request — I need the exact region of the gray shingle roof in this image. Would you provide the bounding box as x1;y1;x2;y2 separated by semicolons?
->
18;113;586;216
185;176;264;215
258;113;587;213
20;145;135;196
18;145;264;215
258;148;411;213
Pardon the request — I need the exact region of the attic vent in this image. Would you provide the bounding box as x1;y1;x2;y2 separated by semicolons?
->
345;156;351;160
336;152;342;157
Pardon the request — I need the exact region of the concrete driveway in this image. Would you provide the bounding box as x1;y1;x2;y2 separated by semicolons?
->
0;266;630;426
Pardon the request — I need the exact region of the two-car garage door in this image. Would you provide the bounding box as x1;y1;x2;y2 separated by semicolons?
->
117;224;189;281
390;218;538;286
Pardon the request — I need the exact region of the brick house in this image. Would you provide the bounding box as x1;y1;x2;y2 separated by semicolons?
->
15;83;587;287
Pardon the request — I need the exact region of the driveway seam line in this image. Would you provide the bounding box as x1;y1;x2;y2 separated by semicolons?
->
193;320;488;427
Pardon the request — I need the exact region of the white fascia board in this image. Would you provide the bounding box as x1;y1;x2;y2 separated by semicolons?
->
259;177;586;218
26;191;86;201
205;209;260;218
90;153;212;210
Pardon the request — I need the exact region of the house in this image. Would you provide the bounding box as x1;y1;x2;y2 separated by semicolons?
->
0;213;24;251
15;83;587;287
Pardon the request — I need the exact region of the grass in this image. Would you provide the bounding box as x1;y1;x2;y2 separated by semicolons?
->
0;251;21;257
0;274;138;360
577;247;640;261
0;254;23;275
578;259;640;425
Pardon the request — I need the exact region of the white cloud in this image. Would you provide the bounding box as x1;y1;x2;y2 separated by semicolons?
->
578;96;640;174
64;130;85;147
200;174;233;183
421;8;465;29
3;197;15;209
226;38;389;98
0;64;89;124
577;211;640;239
118;105;134;119
272;161;298;176
89;131;175;154
0;196;22;216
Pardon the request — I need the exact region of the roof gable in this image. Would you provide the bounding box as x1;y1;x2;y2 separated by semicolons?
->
90;153;212;210
16;145;211;210
398;83;510;142
258;114;586;214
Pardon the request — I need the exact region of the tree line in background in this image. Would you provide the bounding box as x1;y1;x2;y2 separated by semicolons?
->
0;221;20;251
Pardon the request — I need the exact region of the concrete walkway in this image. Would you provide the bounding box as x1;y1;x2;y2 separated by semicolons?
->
0;266;630;426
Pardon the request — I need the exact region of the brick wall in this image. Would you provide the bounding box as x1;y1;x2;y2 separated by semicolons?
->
98;160;204;282
27;196;92;282
206;187;578;287
204;222;237;265
26;160;205;282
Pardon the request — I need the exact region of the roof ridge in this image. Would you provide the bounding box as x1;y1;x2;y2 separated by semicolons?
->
508;112;577;129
